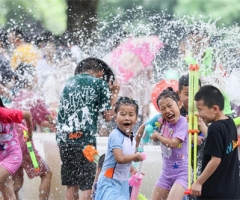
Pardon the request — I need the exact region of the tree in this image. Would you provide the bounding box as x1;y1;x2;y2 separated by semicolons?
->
174;0;240;27
67;0;100;44
0;0;66;36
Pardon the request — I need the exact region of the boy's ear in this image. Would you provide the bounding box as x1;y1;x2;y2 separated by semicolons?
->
212;105;220;113
177;90;180;95
178;100;183;109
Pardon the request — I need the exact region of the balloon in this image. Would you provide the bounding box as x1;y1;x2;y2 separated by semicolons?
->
164;68;180;81
151;79;179;112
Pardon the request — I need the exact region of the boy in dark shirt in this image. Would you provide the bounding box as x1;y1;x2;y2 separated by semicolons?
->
56;58;119;200
191;85;240;199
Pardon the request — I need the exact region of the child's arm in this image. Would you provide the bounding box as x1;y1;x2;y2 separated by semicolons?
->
191;156;221;196
135;124;145;149
113;149;143;164
43;114;56;132
151;131;182;148
102;80;120;122
22;111;33;141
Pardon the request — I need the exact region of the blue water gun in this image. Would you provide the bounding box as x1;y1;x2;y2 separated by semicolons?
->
138;121;161;152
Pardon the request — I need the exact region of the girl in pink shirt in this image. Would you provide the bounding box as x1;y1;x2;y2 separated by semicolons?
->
0;97;32;200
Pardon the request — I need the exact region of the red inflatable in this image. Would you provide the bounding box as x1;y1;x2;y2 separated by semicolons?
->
151;79;179;112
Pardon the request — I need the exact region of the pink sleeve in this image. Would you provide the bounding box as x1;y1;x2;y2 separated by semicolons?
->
0;107;23;123
30;98;50;125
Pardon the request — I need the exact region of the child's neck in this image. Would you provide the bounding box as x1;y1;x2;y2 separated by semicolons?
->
183;105;188;112
117;127;132;137
213;111;228;122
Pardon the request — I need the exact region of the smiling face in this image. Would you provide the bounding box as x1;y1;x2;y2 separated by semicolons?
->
158;97;181;124
115;104;138;134
195;99;218;123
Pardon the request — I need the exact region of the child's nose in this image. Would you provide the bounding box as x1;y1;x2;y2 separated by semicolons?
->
165;107;171;113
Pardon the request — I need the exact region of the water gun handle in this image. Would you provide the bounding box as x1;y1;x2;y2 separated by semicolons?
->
138;125;154;153
22;129;39;172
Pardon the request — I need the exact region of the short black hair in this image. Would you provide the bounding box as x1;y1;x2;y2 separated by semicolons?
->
156;87;180;109
178;74;201;91
74;57;115;83
97;154;105;169
75;59;103;74
114;96;139;115
194;85;224;110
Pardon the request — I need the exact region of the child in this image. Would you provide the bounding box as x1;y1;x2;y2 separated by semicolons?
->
148;87;188;200
95;97;143;200
0;97;33;200
191;85;240;199
56;58;119;200
11;63;55;200
91;154;105;200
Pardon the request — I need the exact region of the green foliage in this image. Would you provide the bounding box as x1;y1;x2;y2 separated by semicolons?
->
0;0;239;36
174;0;240;27
0;0;67;35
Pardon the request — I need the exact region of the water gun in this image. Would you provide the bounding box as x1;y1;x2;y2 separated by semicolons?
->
185;64;199;195
233;117;240;126
138;122;161;152
21;125;40;172
129;152;147;200
137;193;148;200
82;145;99;164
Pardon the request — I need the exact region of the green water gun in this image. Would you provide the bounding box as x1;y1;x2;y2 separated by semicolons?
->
20;124;40;172
234;117;240;126
185;64;200;195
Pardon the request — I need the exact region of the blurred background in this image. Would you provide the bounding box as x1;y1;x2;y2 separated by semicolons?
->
0;0;239;42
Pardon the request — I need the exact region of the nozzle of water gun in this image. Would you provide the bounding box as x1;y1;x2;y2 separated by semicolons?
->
233;117;240;126
184;190;191;195
145;124;154;133
35;167;40;173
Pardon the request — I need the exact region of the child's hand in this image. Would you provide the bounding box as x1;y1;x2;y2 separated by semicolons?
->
26;135;32;142
196;114;208;136
133;152;143;162
191;181;202;196
150;130;160;142
130;165;137;176
191;135;204;146
197;136;204;145
109;79;120;95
